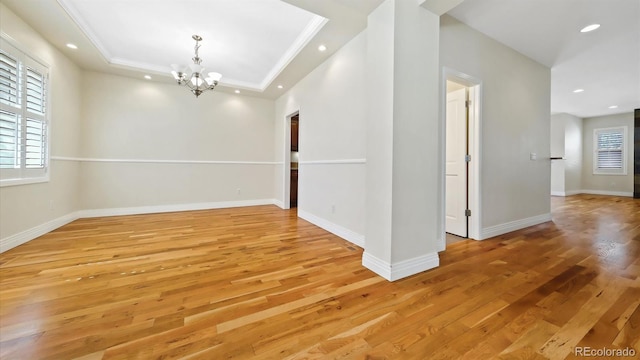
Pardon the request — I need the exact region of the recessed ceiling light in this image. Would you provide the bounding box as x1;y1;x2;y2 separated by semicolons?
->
66;43;78;49
235;90;240;94
318;44;327;52
573;89;584;93
580;24;600;33
608;105;618;109
144;75;152;80
277;85;283;89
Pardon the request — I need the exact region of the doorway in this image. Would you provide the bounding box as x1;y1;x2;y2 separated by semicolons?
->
445;80;469;241
290;114;299;208
442;68;482;246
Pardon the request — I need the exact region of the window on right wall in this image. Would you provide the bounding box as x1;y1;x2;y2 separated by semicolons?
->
593;126;627;175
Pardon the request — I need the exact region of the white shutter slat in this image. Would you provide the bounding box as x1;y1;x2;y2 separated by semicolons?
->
26;67;45;114
0;51;20;106
0;110;19;168
25;118;45;168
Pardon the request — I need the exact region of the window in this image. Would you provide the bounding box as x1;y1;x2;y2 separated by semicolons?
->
0;39;49;186
593;126;627;175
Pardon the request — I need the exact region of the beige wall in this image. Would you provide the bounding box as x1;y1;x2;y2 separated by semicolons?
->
550;114;566;194
274;30;367;245
582;112;634;195
79;71;276;211
563;113;583;194
550;113;583;195
440;15;552;230
0;4;82;244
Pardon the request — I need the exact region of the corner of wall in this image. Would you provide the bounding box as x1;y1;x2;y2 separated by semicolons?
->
362;251;439;281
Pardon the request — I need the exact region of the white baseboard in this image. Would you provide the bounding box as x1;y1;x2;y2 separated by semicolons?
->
297;209;365;248
1;212;80;253
1;199;281;253
579;189;633;197
79;199;278;218
480;213;552;240
272;199;285;209
551;190;633;197
362;251;440;282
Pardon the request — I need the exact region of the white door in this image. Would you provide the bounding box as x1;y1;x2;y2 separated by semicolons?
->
445;87;468;237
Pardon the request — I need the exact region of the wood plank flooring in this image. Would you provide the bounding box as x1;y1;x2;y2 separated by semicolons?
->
1;194;639;359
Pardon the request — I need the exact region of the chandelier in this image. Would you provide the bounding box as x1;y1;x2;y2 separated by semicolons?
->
170;35;222;97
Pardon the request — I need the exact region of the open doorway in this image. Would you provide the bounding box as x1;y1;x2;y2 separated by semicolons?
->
290;114;299;208
445;80;469;243
442;68;482;246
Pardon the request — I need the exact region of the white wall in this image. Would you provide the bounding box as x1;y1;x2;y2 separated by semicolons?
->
440;15;552;233
582;112;634;195
79;71;276;211
274;31;367;246
0;4;83;248
564;114;583;194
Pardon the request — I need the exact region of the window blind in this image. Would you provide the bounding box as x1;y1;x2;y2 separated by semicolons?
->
593;127;627;175
596;130;623;169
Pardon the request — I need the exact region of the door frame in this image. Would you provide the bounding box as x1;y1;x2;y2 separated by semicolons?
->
283;110;299;210
441;67;482;245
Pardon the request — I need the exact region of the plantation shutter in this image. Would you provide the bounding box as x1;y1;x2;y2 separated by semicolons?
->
0;39;49;184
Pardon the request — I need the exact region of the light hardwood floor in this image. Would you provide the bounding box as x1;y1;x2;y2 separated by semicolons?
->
1;194;639;359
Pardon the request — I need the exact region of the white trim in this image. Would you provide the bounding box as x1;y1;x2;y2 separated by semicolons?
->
579;189;633;197
362;251;440;282
480;213;552;240
56;0;112;62
552;190;633;197
79;199;278;218
1;212;80;253
297;209;365;248
0;175;50;188
299;159;367;165
272;199;285;209
259;16;328;91
50;156;280;165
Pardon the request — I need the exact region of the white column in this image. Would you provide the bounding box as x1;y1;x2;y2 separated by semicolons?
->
364;0;459;281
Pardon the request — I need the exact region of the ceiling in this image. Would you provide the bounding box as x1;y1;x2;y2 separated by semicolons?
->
1;0;383;98
448;0;639;118
1;0;637;117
